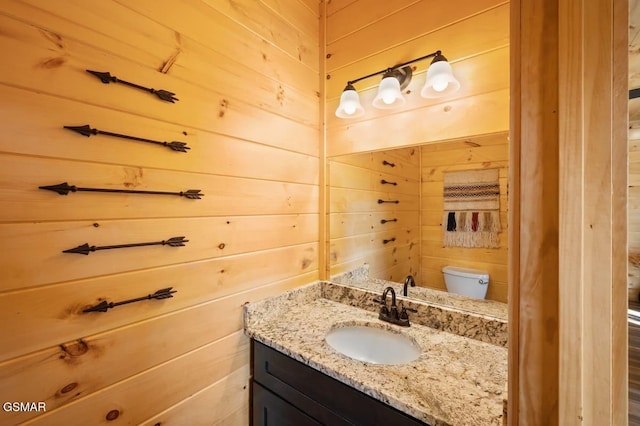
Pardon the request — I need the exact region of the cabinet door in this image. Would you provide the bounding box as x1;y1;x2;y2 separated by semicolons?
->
253;382;322;426
252;341;428;426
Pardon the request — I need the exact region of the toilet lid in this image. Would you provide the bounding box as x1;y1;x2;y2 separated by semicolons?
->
442;266;489;280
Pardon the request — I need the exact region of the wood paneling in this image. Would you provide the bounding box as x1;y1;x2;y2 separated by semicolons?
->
328;147;420;282
326;15;510;101
24;331;249;425
420;133;509;303
325;0;504;76
325;0;509;157
0;245;318;361
0;0;320;424
0;277;306;424
511;0;628;423
512;0;561;423
139;366;250;425
631;138;640;298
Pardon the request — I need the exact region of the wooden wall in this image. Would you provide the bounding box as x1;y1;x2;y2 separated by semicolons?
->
511;0;628;423
325;0;509;157
328;147;420;281
630;133;640;301
420;133;509;303
0;1;320;424
629;0;640;301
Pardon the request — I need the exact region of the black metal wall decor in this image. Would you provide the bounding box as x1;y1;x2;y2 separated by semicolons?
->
83;287;177;313
63;236;188;255
380;179;397;186
378;199;399;204
86;70;179;103
381;218;397;224
40;182;203;199
64;125;190;152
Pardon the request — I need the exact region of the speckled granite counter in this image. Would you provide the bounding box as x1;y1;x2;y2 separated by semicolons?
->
244;281;508;426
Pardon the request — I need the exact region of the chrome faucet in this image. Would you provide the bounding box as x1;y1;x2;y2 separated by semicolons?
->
403;275;416;297
373;286;417;327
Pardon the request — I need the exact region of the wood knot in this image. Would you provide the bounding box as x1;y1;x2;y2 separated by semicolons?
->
218;243;226;250
60;339;89;358
40;57;66;69
218;99;229;117
60;383;78;394
106;409;120;421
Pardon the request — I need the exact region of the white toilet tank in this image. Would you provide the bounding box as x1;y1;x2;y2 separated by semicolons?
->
442;266;489;299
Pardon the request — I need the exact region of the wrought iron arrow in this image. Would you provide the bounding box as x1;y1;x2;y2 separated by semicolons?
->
63;236;188;255
64;125;190;152
83;287;177;313
86;70;178;103
40;182;203;199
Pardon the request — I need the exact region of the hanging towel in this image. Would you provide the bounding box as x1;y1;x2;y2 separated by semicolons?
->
442;168;501;248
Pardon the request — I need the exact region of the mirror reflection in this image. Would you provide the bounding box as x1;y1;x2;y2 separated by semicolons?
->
327;132;509;318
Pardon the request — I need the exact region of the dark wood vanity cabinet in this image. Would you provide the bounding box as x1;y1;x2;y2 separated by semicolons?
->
251;340;429;426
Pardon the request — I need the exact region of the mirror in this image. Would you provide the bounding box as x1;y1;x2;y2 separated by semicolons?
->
327;132;509;318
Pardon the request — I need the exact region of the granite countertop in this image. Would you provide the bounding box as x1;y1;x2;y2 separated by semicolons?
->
244;281;508;426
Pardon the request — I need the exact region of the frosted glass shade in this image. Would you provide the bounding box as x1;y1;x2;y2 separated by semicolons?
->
335;87;365;118
421;60;460;98
372;76;405;109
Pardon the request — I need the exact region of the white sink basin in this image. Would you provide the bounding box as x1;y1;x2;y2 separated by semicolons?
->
325;324;421;365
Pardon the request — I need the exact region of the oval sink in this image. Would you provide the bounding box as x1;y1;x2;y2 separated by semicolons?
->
325;325;421;365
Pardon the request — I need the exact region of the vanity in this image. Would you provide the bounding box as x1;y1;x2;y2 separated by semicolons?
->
244;280;508;426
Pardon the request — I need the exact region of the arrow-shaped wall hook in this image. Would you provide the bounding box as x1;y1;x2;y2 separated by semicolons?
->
83;287;177;313
64;125;190;152
63;236;188;255
86;70;179;103
40;182;203;199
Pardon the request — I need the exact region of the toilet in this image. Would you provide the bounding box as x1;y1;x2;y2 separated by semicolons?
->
442;266;489;299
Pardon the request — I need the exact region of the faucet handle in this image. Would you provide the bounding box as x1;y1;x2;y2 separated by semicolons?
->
399;304;418;320
372;297;388;313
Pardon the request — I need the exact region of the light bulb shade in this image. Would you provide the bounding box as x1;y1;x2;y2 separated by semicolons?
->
372;76;405;109
421;60;460;98
335;85;365;118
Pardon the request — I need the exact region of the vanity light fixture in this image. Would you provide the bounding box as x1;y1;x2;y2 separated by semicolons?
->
335;50;460;119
